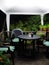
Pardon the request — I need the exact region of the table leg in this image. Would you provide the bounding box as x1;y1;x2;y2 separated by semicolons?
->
18;39;24;56
37;43;39;53
32;40;36;58
24;40;27;50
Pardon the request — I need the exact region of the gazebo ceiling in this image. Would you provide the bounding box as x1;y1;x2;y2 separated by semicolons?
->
0;7;46;15
4;7;46;14
0;0;49;14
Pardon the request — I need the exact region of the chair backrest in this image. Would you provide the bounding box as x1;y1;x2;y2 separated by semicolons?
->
46;32;49;41
11;29;23;38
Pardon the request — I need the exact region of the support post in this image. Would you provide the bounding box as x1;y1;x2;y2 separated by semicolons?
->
41;14;44;25
6;14;10;37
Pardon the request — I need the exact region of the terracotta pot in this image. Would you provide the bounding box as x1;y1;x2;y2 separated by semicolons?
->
0;57;2;61
46;28;49;32
42;28;46;31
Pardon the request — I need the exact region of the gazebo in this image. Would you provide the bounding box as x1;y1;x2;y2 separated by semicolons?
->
0;7;47;32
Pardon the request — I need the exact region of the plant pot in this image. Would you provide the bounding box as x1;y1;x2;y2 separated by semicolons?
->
42;28;46;31
46;28;49;32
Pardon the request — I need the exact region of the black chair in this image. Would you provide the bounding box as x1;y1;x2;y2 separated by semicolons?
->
43;32;49;58
0;31;15;65
11;29;23;54
0;45;15;65
36;31;46;53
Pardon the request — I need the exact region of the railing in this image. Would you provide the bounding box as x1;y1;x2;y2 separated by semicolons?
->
0;31;36;42
23;31;36;35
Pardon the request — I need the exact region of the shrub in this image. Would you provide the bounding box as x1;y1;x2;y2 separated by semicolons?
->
0;52;11;65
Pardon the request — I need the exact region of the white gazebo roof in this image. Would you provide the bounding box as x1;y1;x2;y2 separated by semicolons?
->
4;7;46;15
0;0;49;14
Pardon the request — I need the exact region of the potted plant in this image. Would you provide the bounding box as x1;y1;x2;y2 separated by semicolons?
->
0;52;11;65
42;25;47;31
39;25;43;31
39;25;47;31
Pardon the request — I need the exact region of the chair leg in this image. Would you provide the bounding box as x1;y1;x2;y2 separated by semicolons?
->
11;52;15;65
46;47;49;58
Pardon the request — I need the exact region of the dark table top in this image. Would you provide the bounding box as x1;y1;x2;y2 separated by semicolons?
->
18;34;41;40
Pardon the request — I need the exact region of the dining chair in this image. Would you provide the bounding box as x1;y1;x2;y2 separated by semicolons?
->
0;31;15;65
0;45;15;65
11;29;23;55
43;31;49;58
36;31;46;53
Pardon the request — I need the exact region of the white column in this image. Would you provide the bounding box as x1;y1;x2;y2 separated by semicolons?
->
6;14;10;31
6;14;10;37
41;14;44;25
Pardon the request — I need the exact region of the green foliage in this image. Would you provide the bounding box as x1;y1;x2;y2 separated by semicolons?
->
39;24;49;30
46;24;49;28
10;24;16;30
44;14;49;24
0;51;11;65
10;15;41;31
39;25;43;29
36;31;46;37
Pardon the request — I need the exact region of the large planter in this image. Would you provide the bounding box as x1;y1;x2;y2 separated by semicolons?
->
39;25;47;31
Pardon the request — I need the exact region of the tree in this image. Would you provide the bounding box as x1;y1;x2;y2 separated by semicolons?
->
10;15;41;31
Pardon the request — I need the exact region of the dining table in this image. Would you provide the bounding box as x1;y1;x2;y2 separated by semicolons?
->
18;34;41;57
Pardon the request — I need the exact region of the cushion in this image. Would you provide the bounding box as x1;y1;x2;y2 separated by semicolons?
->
12;38;19;42
0;48;8;52
0;46;15;52
9;46;15;52
43;41;49;46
